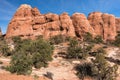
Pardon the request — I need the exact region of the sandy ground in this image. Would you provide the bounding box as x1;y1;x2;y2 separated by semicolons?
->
32;44;79;80
106;47;120;80
0;73;49;80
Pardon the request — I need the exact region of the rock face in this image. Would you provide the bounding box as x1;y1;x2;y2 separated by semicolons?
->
6;4;75;39
116;18;120;32
5;4;118;41
71;13;95;39
88;12;116;41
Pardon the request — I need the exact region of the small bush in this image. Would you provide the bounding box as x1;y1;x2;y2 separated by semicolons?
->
1;45;12;56
113;33;120;47
67;39;93;59
69;37;78;47
75;63;93;80
0;35;11;56
50;35;66;44
93;35;103;44
83;32;93;42
31;38;54;68
91;54;118;80
67;46;83;59
76;54;118;80
7;36;54;75
7;52;32;75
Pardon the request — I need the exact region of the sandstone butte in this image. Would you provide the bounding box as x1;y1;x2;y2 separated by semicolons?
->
5;4;120;41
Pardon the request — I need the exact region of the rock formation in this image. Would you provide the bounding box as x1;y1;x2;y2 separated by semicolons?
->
6;4;75;39
5;4;119;41
88;12;116;41
71;13;95;39
116;18;120;32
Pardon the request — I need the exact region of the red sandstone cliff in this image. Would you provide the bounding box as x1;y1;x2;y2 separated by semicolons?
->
5;4;119;41
88;12;116;41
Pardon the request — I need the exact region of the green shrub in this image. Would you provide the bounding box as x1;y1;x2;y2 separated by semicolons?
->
67;39;93;59
7;52;32;75
67;46;83;59
90;47;106;56
92;54;118;80
69;37;78;47
76;54;118;80
75;63;93;80
7;36;54;75
1;45;12;56
83;32;93;42
50;35;66;44
31;38;54;68
0;35;11;56
12;36;21;43
113;33;120;47
93;35;103;44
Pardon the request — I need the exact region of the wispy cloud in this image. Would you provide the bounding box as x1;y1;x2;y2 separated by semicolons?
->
0;0;17;21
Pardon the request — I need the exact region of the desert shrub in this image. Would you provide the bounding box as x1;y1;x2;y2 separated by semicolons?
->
30;38;54;68
91;54;118;80
67;46;83;59
90;47;106;57
76;54;118;80
0;35;12;56
1;45;12;56
50;35;66;44
83;32;93;42
69;37;78;47
67;39;93;59
75;63;93;80
96;47;106;54
65;36;72;41
12;36;21;43
93;35;103;44
7;52;32;75
113;33;120;47
7;36;54;74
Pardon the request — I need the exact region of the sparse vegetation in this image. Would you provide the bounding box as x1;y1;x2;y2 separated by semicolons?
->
92;54;118;80
83;32;103;44
50;35;66;44
0;35;11;56
93;35;103;44
113;33;120;47
76;54;118;80
67;38;93;59
0;32;118;80
90;47;106;56
83;32;93;42
75;63;93;80
7;36;54;74
7;52;32;75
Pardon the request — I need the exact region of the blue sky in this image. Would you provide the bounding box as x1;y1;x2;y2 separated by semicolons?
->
1;0;120;34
